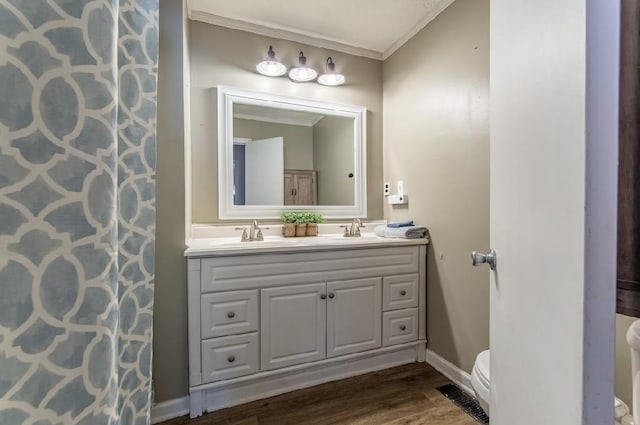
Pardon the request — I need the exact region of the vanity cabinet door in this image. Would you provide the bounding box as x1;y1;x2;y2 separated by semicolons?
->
261;283;327;370
326;277;382;358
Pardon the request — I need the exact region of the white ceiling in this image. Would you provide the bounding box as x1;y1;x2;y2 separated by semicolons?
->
187;0;456;60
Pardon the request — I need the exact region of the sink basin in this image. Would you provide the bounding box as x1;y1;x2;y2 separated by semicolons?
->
318;233;381;241
208;237;298;248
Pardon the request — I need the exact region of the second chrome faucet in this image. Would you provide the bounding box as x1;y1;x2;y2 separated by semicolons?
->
342;218;365;237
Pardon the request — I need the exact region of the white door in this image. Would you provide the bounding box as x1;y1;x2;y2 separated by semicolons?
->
260;283;326;370
487;1;619;424
326;277;381;358
244;137;284;205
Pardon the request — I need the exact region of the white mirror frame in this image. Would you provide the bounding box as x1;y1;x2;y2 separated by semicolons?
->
218;85;367;220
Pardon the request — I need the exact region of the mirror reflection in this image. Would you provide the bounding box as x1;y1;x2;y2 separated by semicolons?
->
232;103;355;206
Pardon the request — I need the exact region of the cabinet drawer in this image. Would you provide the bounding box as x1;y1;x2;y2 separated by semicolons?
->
201;290;258;338
201;333;259;383
382;308;418;347
382;274;419;311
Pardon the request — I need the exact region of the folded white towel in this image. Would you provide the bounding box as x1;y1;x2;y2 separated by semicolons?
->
374;224;428;239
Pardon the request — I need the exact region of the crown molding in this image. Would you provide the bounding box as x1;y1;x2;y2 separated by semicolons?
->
188;9;383;61
382;0;456;60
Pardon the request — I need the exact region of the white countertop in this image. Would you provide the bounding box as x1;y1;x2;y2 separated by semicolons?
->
185;233;429;257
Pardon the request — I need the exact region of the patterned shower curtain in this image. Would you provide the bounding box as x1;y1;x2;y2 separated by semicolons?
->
0;1;158;424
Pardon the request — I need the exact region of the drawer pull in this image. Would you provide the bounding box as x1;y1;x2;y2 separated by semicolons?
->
400;290;407;296
328;292;335;299
227;355;236;363
400;325;407;331
320;294;327;300
227;311;236;319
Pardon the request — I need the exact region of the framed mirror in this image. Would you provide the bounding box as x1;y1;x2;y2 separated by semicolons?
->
217;86;367;219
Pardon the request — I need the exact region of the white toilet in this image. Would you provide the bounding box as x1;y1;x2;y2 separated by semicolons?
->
470;349;634;424
470;349;490;416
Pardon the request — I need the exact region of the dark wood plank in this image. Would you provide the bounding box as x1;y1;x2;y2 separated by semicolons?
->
618;0;640;317
158;363;478;425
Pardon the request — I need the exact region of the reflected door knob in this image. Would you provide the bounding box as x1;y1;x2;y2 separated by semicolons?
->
471;249;497;270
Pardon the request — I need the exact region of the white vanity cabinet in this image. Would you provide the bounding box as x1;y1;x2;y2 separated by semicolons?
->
186;243;428;417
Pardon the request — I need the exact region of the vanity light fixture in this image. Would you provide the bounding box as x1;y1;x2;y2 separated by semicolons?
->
288;51;318;82
256;45;287;77
318;57;345;86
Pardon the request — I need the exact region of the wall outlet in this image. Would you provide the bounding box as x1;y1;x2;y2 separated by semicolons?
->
383;182;391;196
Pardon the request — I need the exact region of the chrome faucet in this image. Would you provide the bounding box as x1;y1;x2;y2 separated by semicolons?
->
250;220;264;241
236;220;265;242
342;218;365;237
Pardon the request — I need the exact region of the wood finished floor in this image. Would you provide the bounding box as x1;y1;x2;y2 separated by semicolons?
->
160;363;479;425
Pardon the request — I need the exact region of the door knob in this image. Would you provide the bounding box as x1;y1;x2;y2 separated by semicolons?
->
471;249;497;270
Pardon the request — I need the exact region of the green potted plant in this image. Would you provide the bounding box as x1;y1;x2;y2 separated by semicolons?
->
304;212;325;236
281;212;298;237
295;212;308;237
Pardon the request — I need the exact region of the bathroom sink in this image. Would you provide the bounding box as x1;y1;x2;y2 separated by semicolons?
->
207;237;298;248
317;233;381;241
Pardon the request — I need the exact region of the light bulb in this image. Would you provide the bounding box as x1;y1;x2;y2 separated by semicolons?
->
318;57;345;86
288;51;317;82
256;45;286;77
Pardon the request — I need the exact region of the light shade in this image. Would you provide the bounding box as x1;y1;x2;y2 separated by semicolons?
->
318;57;345;86
288;51;317;82
256;45;286;77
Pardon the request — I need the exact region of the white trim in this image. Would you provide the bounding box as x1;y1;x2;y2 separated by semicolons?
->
425;349;475;396
382;0;456;60
183;0;193;245
150;396;190;424
217;85;367;220
188;9;383;60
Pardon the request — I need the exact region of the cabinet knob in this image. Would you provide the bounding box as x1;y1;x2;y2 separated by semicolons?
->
400;290;407;296
227;311;236;318
228;355;236;363
400;325;406;331
320;294;327;300
328;293;335;299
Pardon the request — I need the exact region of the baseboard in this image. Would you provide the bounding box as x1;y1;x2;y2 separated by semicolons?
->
425;349;474;396
150;396;190;424
192;344;422;417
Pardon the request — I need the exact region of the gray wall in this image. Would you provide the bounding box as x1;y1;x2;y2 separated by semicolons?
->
234;118;314;170
383;0;490;375
154;0;188;403
189;23;383;223
313;116;355;205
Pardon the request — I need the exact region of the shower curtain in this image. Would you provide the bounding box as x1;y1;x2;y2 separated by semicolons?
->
0;1;158;423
